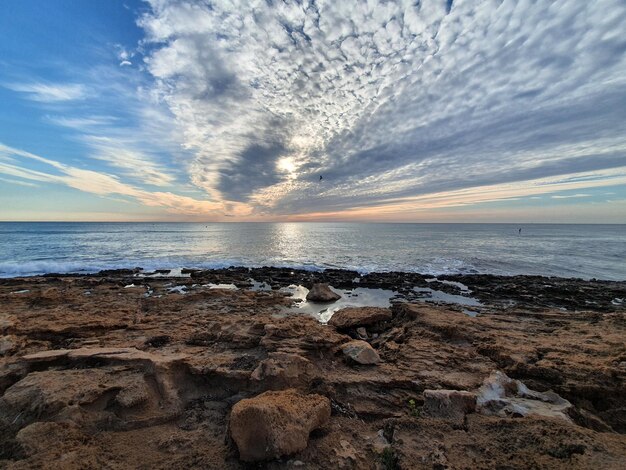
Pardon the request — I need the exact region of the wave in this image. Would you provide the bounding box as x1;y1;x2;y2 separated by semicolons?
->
0;259;326;278
0;256;482;278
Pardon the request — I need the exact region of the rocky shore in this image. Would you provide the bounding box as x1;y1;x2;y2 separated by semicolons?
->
1;267;625;469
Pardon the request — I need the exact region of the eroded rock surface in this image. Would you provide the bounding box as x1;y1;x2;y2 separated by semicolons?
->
422;389;477;423
477;370;573;422
0;272;624;469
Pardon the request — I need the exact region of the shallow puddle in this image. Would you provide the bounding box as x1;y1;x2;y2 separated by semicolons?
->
202;283;238;290
277;284;396;323
413;286;482;307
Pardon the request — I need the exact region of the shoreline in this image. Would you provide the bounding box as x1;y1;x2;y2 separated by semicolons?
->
1;269;625;468
4;266;623;312
2;263;625;283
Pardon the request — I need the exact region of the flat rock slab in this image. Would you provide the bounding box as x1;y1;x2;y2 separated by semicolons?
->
341;340;381;365
306;283;341;302
230;389;331;462
328;307;392;329
22;347;187;365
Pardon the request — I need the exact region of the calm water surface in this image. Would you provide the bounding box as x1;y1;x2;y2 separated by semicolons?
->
0;222;624;280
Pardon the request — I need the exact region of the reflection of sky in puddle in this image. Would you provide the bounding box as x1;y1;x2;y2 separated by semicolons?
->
279;284;395;323
248;278;484;321
414;287;482;307
202;283;238;290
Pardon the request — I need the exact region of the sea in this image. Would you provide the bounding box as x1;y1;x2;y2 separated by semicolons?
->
0;222;624;280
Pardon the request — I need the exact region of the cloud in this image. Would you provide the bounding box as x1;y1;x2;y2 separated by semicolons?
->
79;135;175;187
136;0;626;217
0;176;38;187
551;193;592;199
4;82;87;102
0;142;251;217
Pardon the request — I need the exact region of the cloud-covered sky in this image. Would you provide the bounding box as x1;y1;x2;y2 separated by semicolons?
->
0;0;625;222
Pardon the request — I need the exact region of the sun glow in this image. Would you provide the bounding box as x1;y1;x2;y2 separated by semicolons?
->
276;157;298;178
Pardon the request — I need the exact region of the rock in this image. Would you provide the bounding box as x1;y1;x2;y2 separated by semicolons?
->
328;307;392;329
229;389;331;462
250;352;318;387
0;367;153;428
306;283;341;302
341;340;381;365
356;327;368;339
422;389;477;422
16;421;90;457
476;371;573;422
0;335;18;356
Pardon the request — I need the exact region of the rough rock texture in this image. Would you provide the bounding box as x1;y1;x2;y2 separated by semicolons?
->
305;283;341;302
0;271;624;469
342;340;381;365
422;389;477;423
229;389;331;462
328;307;392;329
250;352;319;388
477;370;573;422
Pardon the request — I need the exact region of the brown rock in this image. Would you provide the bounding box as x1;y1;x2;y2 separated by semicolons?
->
356;327;368;339
0;335;18;356
422;389;477;422
250;352;318;387
230;389;331;462
306;283;341;302
328;307;392;329
341;340;381;365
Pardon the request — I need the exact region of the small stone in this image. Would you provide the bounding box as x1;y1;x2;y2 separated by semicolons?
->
356;327;368;339
341;340;381;365
230;389;331;462
306;283;341;302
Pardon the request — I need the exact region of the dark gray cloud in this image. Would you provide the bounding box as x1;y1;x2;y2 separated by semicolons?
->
218;141;287;201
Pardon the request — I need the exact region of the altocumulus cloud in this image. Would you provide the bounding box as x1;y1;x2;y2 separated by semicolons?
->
138;0;626;216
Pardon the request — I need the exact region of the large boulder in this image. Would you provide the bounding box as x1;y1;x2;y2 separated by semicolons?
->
229;389;331;462
341;340;381;365
422;390;477;423
306;283;341;302
328;307;392;329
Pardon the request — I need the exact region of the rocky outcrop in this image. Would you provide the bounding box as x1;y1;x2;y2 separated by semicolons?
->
328;307;392;329
306;283;341;302
229;389;331;462
341;340;381;365
1;273;625;468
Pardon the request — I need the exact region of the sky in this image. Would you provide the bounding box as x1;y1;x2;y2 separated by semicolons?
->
0;0;625;223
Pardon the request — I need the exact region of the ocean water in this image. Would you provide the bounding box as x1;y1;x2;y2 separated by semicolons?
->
0;222;624;280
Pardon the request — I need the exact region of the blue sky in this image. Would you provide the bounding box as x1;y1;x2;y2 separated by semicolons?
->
0;0;625;222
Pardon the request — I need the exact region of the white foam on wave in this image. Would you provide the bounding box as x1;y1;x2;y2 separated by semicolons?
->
0;256;482;278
